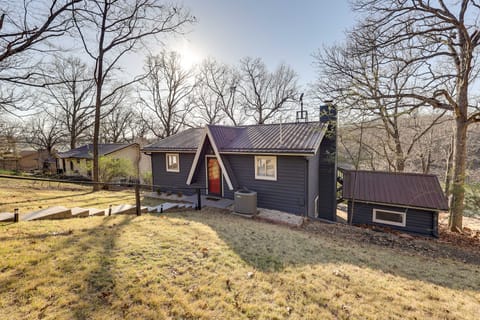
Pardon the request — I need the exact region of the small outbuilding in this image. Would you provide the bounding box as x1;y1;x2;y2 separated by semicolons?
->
341;170;448;237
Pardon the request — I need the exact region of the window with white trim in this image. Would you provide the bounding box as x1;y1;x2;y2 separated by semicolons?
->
255;156;277;181
372;209;406;227
166;153;180;172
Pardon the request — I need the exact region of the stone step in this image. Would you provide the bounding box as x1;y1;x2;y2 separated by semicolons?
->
110;204;148;215
21;206;72;221
148;203;176;213
71;207;90;218
0;212;14;222
146;206;158;213
156;202;196;212
88;208;106;216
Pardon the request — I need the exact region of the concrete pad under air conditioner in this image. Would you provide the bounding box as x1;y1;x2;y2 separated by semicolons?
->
110;204;148;215
21;206;72;221
88;208;106;216
0;212;14;222
71;207;90;218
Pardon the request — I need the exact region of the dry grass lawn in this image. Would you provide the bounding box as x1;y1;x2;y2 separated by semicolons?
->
0;177;479;319
0;177;163;215
0;208;479;319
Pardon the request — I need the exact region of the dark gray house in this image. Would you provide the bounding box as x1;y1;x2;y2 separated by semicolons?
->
342;170;448;237
143;106;338;220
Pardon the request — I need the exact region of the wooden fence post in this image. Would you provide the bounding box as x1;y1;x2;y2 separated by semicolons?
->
14;208;19;223
196;188;201;210
135;183;141;216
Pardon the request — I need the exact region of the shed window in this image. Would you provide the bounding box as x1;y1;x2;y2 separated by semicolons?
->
166;153;180;172
372;209;406;227
255;156;277;181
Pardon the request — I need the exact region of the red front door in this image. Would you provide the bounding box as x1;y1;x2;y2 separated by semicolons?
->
207;157;221;195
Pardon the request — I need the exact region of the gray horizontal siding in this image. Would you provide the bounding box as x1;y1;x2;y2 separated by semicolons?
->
307;153;320;218
223;155;306;215
347;201;437;237
151;152;196;195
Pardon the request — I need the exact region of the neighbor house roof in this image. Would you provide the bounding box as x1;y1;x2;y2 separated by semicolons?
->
143;122;326;154
342;170;449;211
56;143;134;159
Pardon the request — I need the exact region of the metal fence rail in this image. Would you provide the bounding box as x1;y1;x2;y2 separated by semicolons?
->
0;174;205;220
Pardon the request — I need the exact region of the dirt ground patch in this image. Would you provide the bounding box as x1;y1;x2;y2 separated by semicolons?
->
316;209;480;265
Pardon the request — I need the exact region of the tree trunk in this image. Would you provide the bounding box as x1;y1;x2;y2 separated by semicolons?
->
92;80;102;191
444;135;454;197
449;117;468;232
70;130;76;149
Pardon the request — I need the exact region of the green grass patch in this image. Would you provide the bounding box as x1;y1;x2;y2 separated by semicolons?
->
0;209;478;319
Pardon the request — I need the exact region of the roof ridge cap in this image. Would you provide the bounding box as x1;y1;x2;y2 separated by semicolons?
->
345;169;437;177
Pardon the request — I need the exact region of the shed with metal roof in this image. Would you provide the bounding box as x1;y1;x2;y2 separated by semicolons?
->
341;170;448;237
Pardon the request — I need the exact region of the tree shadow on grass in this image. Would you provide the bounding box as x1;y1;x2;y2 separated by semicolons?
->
0;215;135;320
171;210;480;293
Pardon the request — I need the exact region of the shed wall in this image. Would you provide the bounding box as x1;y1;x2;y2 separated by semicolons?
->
347;201;438;237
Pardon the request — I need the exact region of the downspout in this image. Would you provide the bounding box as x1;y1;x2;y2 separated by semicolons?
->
304;157;309;218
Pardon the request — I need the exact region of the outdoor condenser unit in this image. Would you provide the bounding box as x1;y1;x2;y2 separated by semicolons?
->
234;189;257;215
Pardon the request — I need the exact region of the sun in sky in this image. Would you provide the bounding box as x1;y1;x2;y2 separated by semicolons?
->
176;37;203;70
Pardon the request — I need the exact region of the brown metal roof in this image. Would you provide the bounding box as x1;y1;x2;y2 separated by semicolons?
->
144;122;326;154
210;122;326;154
342;170;449;211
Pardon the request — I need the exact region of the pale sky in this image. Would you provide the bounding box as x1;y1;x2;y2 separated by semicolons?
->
127;1;356;87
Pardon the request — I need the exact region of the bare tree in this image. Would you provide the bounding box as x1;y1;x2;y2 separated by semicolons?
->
101;95;134;143
24;115;64;154
0;0;81;114
314;31;448;173
138;51;195;138
0;118;23;164
352;0;480;231
41;56;95;149
194;58;242;125
238;57;298;124
72;0;194;190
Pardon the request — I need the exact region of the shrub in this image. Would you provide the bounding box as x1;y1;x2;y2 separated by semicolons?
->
88;156;134;185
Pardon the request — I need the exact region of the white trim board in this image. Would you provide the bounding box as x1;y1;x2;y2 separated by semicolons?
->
206;127;234;190
186;127;234;190
372;208;407;227
219;151;314;156
186;129;207;185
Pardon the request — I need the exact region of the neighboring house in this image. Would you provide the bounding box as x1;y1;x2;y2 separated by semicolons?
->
143;105;338;219
56;143;151;181
0;134;20;171
342;170;448;237
18;150;57;173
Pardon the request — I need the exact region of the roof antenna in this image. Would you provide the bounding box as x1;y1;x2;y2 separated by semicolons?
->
296;93;308;123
